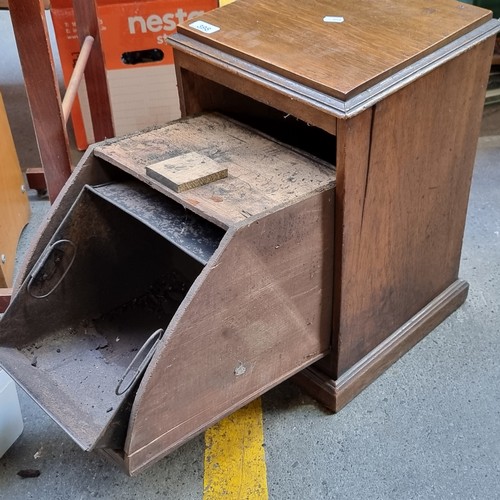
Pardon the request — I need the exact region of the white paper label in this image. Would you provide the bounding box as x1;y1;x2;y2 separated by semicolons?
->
189;20;220;34
323;16;344;23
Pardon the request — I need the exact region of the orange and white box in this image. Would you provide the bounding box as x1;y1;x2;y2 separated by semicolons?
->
51;0;218;150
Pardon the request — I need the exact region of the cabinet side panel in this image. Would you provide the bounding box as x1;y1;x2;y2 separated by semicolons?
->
332;39;493;375
0;94;30;288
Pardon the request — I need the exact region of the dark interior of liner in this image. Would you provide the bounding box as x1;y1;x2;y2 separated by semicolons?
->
179;69;337;164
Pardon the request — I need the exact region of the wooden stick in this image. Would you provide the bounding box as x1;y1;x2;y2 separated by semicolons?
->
62;35;94;124
73;0;114;141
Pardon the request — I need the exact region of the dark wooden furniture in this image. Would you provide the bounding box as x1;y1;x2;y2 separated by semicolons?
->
168;0;499;411
0;93;30;312
0;0;498;476
7;0;113;202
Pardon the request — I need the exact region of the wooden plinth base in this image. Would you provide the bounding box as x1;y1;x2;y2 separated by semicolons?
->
293;279;469;413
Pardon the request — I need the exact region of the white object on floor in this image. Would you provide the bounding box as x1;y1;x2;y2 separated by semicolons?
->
0;369;23;458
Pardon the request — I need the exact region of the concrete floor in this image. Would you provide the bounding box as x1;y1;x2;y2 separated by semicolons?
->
1;10;500;500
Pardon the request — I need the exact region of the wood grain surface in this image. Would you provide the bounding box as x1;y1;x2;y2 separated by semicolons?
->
95;114;335;228
179;0;491;99
8;0;72;201
146;152;228;192
124;189;334;474
323;38;494;377
0;93;30;290
6;123;335;473
294;280;469;411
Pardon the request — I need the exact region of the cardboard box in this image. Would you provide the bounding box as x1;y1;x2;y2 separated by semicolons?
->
51;0;218;149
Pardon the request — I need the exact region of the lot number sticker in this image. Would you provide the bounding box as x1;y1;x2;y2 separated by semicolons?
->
189;20;220;34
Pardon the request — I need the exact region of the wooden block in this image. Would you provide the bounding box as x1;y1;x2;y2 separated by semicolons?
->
146;152;227;192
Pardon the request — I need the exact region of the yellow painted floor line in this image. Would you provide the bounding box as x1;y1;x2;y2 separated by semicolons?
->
203;398;268;499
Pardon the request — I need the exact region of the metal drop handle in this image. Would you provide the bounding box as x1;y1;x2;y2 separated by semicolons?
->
115;328;164;396
27;239;77;299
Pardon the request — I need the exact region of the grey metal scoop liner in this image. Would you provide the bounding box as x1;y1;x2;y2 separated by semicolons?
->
0;180;224;451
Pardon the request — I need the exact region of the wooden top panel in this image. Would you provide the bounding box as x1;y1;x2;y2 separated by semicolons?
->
94;114;334;229
178;0;491;99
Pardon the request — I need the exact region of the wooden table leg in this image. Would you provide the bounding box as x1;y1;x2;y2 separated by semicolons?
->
8;0;72;203
73;0;114;142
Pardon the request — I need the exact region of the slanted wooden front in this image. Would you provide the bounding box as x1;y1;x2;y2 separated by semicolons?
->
96;116;336;473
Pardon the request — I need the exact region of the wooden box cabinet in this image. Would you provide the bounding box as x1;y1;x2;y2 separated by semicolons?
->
0;0;498;476
168;0;499;410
